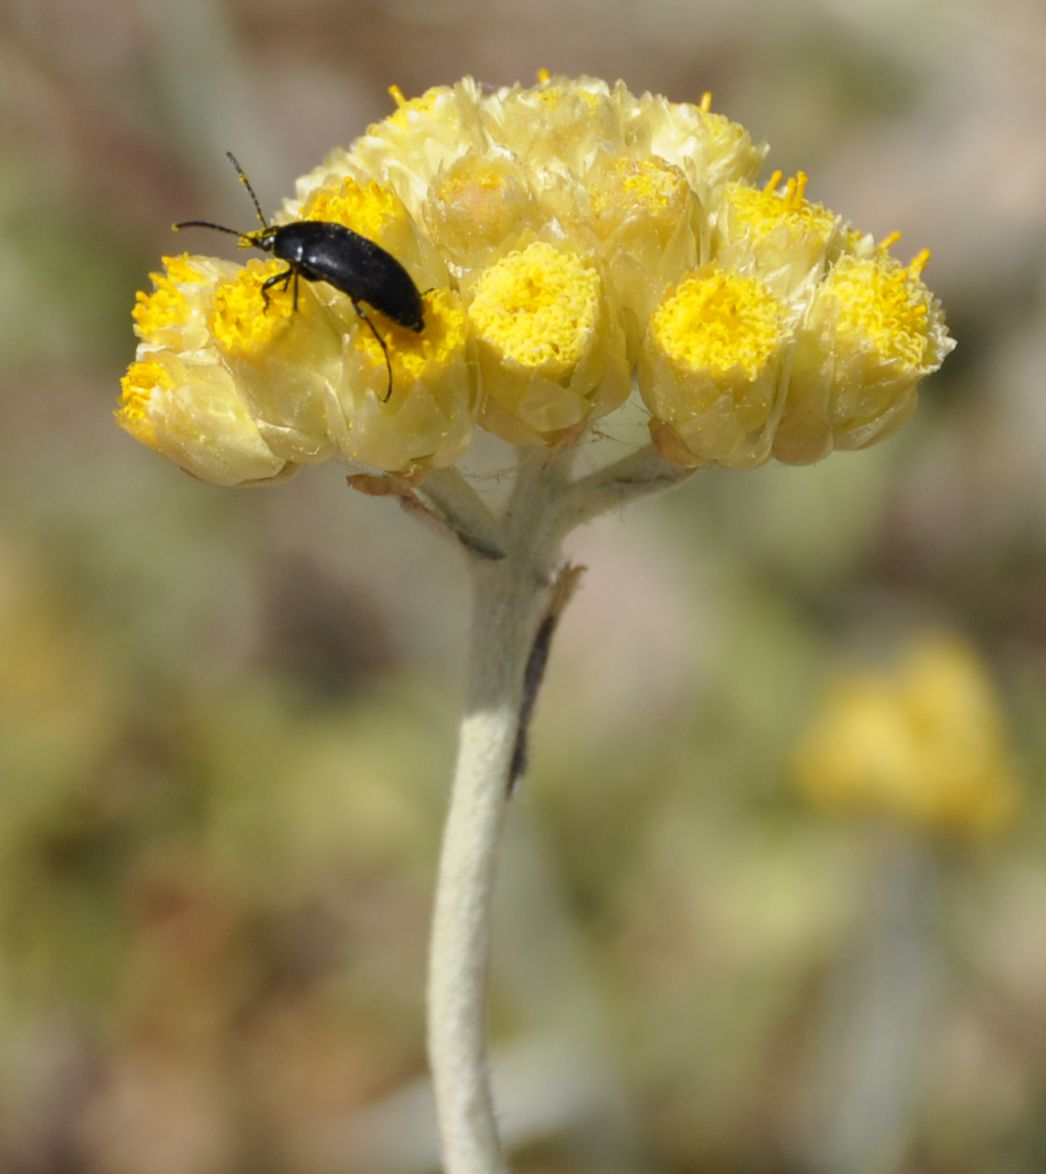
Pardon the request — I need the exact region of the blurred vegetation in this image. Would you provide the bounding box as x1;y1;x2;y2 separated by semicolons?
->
1;1;1045;1171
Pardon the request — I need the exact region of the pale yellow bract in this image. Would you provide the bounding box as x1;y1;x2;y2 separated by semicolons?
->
117;74;953;485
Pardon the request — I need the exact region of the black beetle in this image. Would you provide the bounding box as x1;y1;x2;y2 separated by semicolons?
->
174;153;424;401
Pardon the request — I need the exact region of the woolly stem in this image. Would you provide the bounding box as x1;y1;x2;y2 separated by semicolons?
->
426;452;569;1173
425;445;696;1172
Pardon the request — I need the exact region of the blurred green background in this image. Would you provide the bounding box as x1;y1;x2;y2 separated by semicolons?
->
1;1;1045;1171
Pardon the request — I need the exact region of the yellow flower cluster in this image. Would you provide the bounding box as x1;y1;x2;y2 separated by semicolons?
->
118;75;953;485
794;635;1022;839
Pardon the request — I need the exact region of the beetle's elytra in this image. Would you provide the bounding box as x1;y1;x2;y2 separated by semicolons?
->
174;153;424;401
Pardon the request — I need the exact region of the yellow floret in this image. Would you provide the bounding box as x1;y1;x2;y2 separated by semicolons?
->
132;254;224;349
334;288;476;471
639;92;766;198
491;77;620;179
380;84;448;131
879;230;904;252
432;159;517;213
132;254;204;337
211;260;296;358
118;351;288;485
532;81;602;114
424;153;536;265
639;265;792;468
468;243;601;380
725;171;838;244
651;268;786;380
133;282;185;343
589;156;690;225
302;177;403;240
356;288;467;387
117;358;171;444
772;248;951;464
826;252;933;368
714;172;842;297
843;226;904;259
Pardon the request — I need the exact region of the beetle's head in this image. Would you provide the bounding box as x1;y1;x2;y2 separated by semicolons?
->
242;226;279;253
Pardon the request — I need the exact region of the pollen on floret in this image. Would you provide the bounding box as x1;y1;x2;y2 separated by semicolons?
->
302;177;403;240
381;86;442;130
843;226;905;259
334;286;476;471
723;171;838;246
132;254;212;345
118;358;171;443
651;267;786;380
211;260;296;358
532;81;602;114
468;243;602;379
823;253;935;369
589;156;691;225
432;159;514;206
356;289;467;387
636;90;766;205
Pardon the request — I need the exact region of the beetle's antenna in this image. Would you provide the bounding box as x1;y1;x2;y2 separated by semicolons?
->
225;152;269;229
172;219;245;238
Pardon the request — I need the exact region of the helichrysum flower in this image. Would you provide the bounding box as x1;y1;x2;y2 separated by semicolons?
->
118;75;953;483
793;635;1022;839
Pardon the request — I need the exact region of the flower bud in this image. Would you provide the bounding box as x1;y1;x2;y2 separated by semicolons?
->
423;152;539;275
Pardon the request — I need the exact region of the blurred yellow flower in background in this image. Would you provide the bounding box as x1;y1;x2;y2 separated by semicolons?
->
794;634;1022;839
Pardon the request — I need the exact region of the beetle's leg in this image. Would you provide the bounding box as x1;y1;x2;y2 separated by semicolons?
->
260;266;295;311
353;300;394;402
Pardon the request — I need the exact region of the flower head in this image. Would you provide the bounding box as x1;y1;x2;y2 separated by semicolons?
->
467;241;629;445
773;249;952;464
793;635;1022;840
119;75;952;484
117;353;289;486
639;265;791;467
